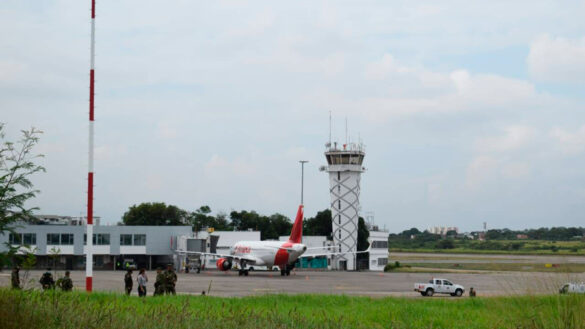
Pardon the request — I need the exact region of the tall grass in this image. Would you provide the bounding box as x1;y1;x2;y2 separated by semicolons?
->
1;289;584;329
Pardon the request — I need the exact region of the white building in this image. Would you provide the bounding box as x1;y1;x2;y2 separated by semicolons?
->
427;226;459;235
321;141;366;270
367;230;389;271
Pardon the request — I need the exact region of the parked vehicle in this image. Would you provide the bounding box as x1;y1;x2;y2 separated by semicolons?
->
123;259;137;270
414;278;465;297
559;282;585;294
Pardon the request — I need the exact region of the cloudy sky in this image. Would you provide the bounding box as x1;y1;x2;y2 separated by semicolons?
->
2;1;585;232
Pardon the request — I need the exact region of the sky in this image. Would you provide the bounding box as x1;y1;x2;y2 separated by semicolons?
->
1;0;585;232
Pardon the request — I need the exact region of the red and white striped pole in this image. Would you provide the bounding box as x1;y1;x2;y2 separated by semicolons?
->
86;0;96;292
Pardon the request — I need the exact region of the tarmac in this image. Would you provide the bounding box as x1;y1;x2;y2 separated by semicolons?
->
2;269;584;297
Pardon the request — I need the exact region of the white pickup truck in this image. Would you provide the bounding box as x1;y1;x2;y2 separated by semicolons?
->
559;282;585;294
414;278;465;297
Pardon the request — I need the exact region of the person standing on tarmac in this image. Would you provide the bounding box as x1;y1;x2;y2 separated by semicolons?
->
40;268;55;290
153;267;165;296
124;269;133;295
58;271;73;291
11;266;20;289
164;264;177;295
137;268;148;297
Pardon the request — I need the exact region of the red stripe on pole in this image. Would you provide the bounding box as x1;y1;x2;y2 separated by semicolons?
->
91;0;95;18
86;276;93;292
89;69;95;121
87;172;93;225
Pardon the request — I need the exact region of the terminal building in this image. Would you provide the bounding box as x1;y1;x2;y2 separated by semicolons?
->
3;221;388;272
0;223;192;270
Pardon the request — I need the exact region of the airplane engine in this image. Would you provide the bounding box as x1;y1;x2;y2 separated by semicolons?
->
216;258;232;271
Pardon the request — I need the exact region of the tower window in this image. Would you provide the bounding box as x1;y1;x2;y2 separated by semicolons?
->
338;215;341;224
338;200;341;209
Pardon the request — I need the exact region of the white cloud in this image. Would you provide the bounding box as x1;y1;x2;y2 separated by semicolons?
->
364;54;412;80
155;122;178;140
349;60;539;121
465;155;500;189
550;125;585;154
528;34;585;83
476;126;536;153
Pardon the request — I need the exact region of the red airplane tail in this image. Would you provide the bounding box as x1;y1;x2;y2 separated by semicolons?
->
288;205;304;243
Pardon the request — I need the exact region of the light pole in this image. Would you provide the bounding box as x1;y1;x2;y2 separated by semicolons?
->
299;160;308;205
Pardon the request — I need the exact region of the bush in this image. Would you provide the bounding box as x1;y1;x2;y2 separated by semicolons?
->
384;261;402;272
436;239;455;249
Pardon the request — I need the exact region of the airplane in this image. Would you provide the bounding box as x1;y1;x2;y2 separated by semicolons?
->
176;204;364;276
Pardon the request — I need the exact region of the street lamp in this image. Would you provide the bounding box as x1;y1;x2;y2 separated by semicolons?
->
299;160;309;205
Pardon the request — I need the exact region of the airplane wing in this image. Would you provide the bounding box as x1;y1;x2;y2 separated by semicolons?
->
174;250;258;264
302;250;370;259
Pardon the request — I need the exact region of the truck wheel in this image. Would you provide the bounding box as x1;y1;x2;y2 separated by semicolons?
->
425;289;434;297
455;289;463;297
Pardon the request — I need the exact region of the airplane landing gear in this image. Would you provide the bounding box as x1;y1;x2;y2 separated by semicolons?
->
238;270;249;276
280;266;291;276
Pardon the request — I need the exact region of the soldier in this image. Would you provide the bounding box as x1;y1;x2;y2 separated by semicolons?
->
40;268;55;290
11;266;20;289
124;269;133;295
153;267;165;296
58;271;73;292
164;264;177;295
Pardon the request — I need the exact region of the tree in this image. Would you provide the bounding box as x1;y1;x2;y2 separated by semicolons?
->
121;202;188;225
0;124;45;267
356;216;370;266
445;230;458;237
357;216;370;251
303;209;332;237
190;206;230;232
436;239;455;249
228;210;292;240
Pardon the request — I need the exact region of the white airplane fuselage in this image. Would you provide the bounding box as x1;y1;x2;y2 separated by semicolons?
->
230;240;307;268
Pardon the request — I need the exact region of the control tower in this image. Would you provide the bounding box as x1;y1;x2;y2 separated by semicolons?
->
321;141;365;270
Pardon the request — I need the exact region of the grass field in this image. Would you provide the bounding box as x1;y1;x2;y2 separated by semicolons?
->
397;263;585;273
389;240;585;255
1;289;584;329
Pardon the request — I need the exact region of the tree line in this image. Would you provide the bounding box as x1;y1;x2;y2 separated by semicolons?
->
121;203;369;251
388;227;585;252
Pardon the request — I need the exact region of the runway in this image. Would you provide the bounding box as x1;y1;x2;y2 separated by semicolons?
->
2;269;583;297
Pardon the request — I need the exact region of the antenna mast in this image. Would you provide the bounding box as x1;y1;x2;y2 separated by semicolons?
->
345;117;348;145
329;111;332;148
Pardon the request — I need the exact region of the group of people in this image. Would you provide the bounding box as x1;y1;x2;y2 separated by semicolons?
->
10;266;72;291
10;264;176;295
124;264;177;297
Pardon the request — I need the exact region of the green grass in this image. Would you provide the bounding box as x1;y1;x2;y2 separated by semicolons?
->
1;289;585;329
399;262;585;273
389;239;585;255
